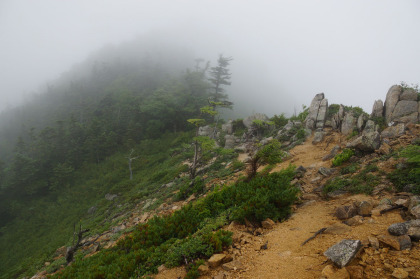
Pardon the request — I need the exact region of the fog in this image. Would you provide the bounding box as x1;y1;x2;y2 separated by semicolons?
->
1;0;420;116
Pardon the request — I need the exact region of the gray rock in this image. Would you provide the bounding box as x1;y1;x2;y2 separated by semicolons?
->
324;239;362;268
371;99;384;118
388;222;409;236
346;131;380;152
316;98;329;128
318;167;335;177
384;85;402;123
408;196;420;211
363;120;377;134
358;201;373;216
312;130;325;144
224;135;236;149
105;193;118;201
260;137;273;146
322;145;341;161
394;111;419;124
198;125;215;137
407;219;420;241
391;100;418;122
341;112;357;135
305;93;325;130
410;205;420;219
357;114;367;132
381;123;405;139
221;120;233;134
400;88;418;101
335;204;358;220
243;113;269;129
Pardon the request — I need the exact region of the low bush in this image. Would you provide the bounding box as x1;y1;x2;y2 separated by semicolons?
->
52;167;298;278
332;149;355;167
388;145;420;194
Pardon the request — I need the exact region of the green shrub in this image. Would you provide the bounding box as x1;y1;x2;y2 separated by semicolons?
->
340;163;360;175
51;168;297;279
332;149;355;167
271;114;288;129
327;104;341;118
388;145;420;194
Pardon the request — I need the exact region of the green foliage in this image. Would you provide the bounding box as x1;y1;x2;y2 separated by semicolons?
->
332;149;355;167
232;119;246;137
327;104;341;118
346;130;359;140
270;113;288;129
187;119;206;127
324;164;380;195
185;259;205;279
257;139;285;165
289;105;309;122
176;177;206;201
50;168;297;278
340;163;360;175
388;145;420;194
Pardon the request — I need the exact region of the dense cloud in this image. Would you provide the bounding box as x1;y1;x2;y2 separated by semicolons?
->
1;0;420;116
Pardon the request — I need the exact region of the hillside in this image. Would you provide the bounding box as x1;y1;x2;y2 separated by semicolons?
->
0;40;419;279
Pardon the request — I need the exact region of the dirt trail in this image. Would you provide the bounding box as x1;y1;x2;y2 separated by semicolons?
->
156;130;420;279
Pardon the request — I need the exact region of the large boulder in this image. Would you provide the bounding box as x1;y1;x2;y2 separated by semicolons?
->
384;85;402;123
243;113;269;129
357;114;368;132
346;131;381;152
224;135;236;149
384;85;420;124
363;120;377;134
371;100;384;118
341;112;357;135
221;120;233;134
305;93;328;130
381;123;405;139
316;98;329;128
198;125;215;137
391;100;418;123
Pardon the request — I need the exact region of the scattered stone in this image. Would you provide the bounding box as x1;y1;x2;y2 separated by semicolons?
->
324;239;362;268
261;218;275;229
321;264;350;278
213;272;226;279
312;130;326;144
198;264;209;275
327;190;348;199
222;260;244;271
346;265;364;279
157;264;167;272
224;135;236;149
388;222;409;236
324;223;352;235
392;268;409;279
378;235;411;251
394;198;409;208
357;201;373;216
208;254;226;268
368;236;379;250
410;205;420;219
344;215;364;226
87;206;97;215
335;204;358;220
376;142;391;155
406;219;420;241
323;145;341;161
318;167;335;177
105;193;118;201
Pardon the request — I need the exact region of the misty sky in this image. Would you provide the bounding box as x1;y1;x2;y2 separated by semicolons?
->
1;0;420;116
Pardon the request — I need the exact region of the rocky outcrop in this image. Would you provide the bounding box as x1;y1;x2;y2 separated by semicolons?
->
222;120;233;134
332;105;345;130
381;123;405;139
305;93;328;130
243;113;269;129
357;114;367;132
384;85;419;124
346;131;381;152
341;112;357;135
198;125;216;137
224;135;236;149
371;100;384;118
